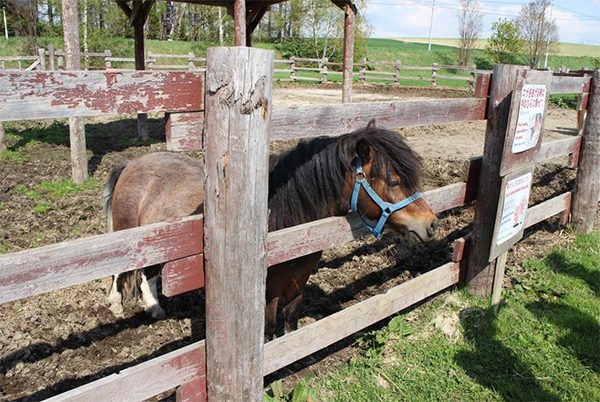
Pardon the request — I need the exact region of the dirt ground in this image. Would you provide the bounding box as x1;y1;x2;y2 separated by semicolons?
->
0;83;589;401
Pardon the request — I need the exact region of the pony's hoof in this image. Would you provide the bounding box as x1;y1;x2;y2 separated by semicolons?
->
108;303;125;318
146;305;166;320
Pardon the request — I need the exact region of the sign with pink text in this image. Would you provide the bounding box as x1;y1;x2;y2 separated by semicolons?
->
512;84;546;154
490;166;535;261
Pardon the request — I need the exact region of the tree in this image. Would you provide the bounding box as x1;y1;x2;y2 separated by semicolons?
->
0;0;39;53
456;0;482;66
516;0;558;68
485;18;524;64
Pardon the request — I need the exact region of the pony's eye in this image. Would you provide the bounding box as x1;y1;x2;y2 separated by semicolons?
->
389;180;401;187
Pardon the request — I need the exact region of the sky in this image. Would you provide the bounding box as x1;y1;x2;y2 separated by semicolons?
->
362;0;600;46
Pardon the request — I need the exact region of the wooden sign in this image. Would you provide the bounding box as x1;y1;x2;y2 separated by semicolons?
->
499;69;553;177
512;84;546;153
489;166;535;261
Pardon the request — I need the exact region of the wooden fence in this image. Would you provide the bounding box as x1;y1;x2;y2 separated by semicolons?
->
4;47;481;88
0;47;597;400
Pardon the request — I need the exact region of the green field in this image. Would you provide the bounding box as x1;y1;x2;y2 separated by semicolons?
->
397;37;600;59
268;231;600;401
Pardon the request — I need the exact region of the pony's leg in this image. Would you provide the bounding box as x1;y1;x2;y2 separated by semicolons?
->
264;296;279;341
281;252;322;334
107;274;124;317
140;269;166;319
282;294;304;334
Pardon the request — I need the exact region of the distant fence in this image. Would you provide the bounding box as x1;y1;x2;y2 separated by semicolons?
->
1;46;478;89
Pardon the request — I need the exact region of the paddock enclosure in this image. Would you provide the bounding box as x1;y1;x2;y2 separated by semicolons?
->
0;47;598;400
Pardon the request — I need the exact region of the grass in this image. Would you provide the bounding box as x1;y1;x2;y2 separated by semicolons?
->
0;150;30;163
39;177;99;199
11;178;100;215
396;37;600;59
282;231;600;401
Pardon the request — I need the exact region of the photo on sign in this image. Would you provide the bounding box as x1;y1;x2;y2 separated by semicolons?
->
512;84;547;154
496;172;533;245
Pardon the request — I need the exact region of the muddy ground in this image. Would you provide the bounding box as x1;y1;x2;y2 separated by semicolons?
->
0;84;590;401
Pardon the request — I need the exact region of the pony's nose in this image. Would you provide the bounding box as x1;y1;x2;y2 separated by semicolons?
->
427;219;438;238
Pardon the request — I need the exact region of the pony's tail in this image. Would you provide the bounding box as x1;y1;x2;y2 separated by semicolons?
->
103;161;128;233
103;161;141;300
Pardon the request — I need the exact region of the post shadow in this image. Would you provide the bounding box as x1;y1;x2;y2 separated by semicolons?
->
527;301;599;374
455;306;560;401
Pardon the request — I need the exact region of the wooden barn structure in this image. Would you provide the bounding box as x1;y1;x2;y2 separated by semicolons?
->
114;0;358;102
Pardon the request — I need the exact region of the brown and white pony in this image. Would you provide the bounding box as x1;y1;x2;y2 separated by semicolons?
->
103;121;437;338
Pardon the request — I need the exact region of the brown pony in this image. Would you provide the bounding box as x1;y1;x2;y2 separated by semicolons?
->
103;121;437;338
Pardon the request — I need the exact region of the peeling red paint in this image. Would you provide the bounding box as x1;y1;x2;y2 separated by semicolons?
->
0;71;203;120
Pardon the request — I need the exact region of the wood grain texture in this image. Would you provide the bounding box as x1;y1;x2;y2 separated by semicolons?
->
165;112;204;151
61;0;88;185
270;97;487;141
69;117;87;184
203;47;272;401
263;262;460;375
342;4;355;103
46;341;205;402
0;215;203;304
466;64;522;297
0;71;204;121
491;251;507;312
0;122;6;151
550;75;591;94
474;73;491;99
536;136;581;164
162;254;204;297
524;192;572;229
571;70;600;234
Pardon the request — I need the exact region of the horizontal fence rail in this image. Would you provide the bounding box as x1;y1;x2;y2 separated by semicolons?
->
271;97;487;140
0;216;203;304
0;71;204;120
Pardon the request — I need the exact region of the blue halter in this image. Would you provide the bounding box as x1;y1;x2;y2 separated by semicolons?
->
350;157;422;238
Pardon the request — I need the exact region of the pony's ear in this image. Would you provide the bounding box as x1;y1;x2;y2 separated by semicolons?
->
366;119;376;129
356;139;372;163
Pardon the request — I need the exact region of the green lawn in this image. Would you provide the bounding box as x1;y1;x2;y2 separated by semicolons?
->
270;231;600;401
396;37;600;59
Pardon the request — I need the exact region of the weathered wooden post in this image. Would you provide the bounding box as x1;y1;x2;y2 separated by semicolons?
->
147;51;155;70
571;69;600;233
466;65;553;298
233;0;246;46
203;47;272;400
48;44;55;70
188;52;195;70
0;122;6;152
37;48;46;70
133;7;149;141
394;59;401;85
342;3;355;103
469;65;476;91
359;57;366;85
431;63;438;87
290;56;296;82
321;57;328;83
62;0;87;185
